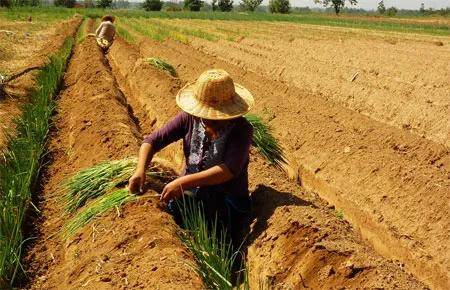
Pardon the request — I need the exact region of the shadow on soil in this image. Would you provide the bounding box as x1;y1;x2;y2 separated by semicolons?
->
248;184;315;246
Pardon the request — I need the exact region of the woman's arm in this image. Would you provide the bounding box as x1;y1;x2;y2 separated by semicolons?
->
160;164;233;202
128;143;154;194
95;23;102;37
129;112;189;194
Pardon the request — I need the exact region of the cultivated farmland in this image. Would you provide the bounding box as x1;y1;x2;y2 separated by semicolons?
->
0;9;448;290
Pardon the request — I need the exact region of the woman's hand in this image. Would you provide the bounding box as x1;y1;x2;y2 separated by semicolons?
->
128;170;146;194
160;179;184;203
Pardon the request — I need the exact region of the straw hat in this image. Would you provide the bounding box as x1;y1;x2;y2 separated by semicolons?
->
176;69;254;120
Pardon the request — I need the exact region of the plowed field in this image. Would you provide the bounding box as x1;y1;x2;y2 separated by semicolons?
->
0;16;81;150
2;12;448;290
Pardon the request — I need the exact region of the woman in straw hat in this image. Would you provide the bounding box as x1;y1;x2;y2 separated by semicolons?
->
128;69;254;256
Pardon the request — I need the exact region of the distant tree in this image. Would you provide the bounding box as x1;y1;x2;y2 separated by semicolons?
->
292;6;311;13
143;0;162;11
269;0;290;13
419;2;425;14
164;2;182;11
314;0;357;15
184;0;203;11
377;0;385;14
97;0;112;8
84;0;94;7
211;0;217;10
113;0;129;8
54;0;75;7
218;0;233;11
438;7;450;16
0;0;10;6
386;6;397;16
241;0;262;11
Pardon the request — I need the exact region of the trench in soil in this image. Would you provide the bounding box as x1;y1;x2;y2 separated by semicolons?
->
25;22;202;290
107;35;425;289
119;26;449;289
24;19;432;290
0;17;82;152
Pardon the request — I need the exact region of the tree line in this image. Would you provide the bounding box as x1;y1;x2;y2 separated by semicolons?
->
1;0;450;17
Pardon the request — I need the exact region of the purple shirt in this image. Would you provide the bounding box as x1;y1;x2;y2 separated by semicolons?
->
143;112;253;197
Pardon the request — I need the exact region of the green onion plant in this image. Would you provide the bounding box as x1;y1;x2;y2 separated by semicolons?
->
62;188;137;239
0;36;74;287
176;197;249;289
244;114;287;168
147;57;178;77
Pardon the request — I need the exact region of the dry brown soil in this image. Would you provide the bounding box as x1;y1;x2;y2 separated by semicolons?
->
119;23;449;289
158;18;450;147
25;32;202;289
107;37;426;289
0;16;81;151
19;17;449;290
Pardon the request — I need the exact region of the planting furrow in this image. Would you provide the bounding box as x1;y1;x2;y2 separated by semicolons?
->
127;35;449;289
152;19;450;147
107;38;185;172
0;16;82;152
0;17;82;288
108;35;425;289
25;34;202;289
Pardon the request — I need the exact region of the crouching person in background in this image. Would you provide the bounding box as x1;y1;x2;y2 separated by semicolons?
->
95;15;116;51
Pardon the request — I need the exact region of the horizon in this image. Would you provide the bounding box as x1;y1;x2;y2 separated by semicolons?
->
127;0;450;10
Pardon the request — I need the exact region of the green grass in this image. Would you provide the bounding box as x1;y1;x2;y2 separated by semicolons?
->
1;7;447;36
76;18;88;44
335;209;344;220
62;188;137;239
0;36;74;288
147;57;178;77
116;25;136;43
110;10;449;36
121;17;189;43
149;19;219;41
0;6;76;21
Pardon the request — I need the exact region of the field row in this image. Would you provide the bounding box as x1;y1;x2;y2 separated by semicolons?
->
0;12;448;289
117;17;450;147
115;20;449;288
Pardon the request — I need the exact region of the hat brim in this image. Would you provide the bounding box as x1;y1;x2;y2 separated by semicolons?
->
176;82;254;120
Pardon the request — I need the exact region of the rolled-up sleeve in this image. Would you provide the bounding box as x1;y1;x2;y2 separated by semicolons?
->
223;120;253;177
143;112;189;153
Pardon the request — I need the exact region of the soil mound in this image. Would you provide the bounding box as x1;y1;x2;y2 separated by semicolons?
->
131;37;449;289
107;34;426;289
26;36;202;289
247;158;424;289
0;16;82;151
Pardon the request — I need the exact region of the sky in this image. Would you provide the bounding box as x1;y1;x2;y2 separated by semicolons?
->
276;0;450;10
291;0;450;10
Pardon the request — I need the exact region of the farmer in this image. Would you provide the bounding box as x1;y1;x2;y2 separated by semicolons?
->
128;69;254;254
94;15;116;51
